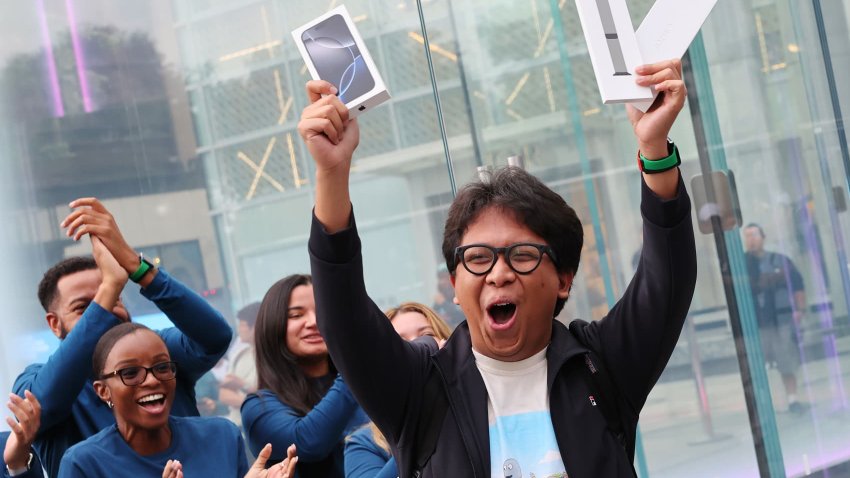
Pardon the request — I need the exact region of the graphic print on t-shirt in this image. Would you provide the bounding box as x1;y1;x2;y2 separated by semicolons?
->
489;411;567;478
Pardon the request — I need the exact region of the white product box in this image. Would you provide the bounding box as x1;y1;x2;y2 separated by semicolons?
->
630;0;718;112
291;5;390;118
575;0;654;104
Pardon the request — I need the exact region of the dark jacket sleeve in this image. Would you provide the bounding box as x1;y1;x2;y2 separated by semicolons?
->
143;270;232;384
344;427;397;478
12;304;120;434
240;379;361;462
308;211;433;446
578;174;696;413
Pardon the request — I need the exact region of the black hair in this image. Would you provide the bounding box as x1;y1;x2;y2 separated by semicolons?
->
38;256;98;312
744;223;765;238
92;322;155;378
237;302;262;328
254;274;334;415
442;166;583;317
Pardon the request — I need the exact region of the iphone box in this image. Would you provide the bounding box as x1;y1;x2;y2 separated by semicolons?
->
575;0;653;104
291;5;390;118
630;0;718;112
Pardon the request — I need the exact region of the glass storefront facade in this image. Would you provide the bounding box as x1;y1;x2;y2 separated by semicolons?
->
1;1;849;476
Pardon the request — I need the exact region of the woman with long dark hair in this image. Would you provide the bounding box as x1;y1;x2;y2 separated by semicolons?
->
242;274;368;478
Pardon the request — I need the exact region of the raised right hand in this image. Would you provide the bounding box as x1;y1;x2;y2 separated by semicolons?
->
297;80;359;175
4;391;42;471
62;198;139;275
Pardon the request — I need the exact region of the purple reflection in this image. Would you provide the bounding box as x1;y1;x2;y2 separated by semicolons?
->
64;0;93;112
36;0;64;117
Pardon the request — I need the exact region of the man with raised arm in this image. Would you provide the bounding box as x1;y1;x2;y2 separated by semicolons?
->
13;199;232;477
302;60;696;477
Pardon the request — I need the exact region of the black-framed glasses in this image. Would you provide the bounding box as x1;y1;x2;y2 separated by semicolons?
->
454;243;558;276
100;361;178;386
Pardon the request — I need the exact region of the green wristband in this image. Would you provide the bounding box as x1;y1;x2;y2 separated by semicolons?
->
638;141;681;174
129;255;153;283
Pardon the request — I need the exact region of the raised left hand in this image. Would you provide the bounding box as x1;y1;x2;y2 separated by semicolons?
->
627;59;687;158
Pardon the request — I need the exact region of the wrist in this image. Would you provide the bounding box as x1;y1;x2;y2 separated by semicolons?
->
94;281;123;309
638;139;669;160
119;248;140;275
5;451;33;474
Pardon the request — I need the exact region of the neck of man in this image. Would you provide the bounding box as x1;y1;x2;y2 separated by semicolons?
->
118;420;173;456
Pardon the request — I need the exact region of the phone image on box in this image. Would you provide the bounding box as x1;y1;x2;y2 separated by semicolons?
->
301;14;376;104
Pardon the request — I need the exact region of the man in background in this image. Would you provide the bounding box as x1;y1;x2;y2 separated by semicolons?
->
743;223;808;413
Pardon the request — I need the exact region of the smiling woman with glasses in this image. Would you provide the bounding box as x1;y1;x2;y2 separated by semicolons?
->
57;322;297;478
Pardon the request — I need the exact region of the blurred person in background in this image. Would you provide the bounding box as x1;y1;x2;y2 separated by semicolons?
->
743;223;809;413
344;302;450;478
220;302;261;426
241;275;368;478
432;265;466;328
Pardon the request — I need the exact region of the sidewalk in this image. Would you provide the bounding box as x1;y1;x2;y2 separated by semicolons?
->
638;334;850;477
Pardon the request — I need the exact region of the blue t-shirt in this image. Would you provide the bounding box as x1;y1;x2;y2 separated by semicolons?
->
241;376;368;478
344;426;397;478
58;416;248;478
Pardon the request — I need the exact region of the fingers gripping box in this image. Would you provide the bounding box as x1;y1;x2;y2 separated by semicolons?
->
292;5;391;118
630;0;718;112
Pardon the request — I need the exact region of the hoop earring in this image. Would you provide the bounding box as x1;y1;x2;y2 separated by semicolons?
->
107;400;113;409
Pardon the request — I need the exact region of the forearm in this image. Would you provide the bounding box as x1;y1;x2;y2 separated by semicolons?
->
595;177;696;409
144;271;231;373
315;168;352;234
92;281;123;312
15;305;119;428
309;212;427;441
245;382;359;461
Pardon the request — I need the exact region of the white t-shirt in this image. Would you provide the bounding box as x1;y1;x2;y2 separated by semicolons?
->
473;348;568;478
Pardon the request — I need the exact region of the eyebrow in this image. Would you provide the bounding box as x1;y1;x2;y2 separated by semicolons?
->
287;306;305;312
112;354;170;369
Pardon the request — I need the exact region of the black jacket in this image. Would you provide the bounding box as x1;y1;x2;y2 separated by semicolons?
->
309;177;696;478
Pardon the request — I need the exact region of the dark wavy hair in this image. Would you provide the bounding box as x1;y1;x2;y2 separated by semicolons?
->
442;166;583;317
254;274;333;415
38;256;98;312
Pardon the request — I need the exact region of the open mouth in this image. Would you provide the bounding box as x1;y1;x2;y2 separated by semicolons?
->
487;302;517;330
136;393;167;414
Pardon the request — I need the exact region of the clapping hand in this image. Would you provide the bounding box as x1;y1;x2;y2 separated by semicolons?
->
4;391;41;471
162;459;183;478
245;443;298;478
